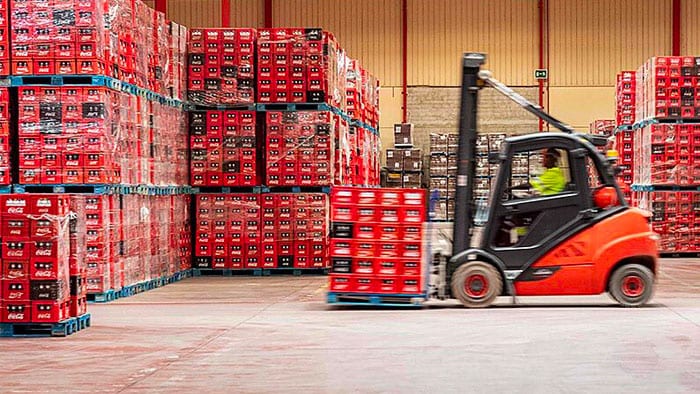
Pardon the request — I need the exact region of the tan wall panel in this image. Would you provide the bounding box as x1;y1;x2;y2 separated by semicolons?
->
272;0;402;86
407;0;539;87
681;0;700;54
548;87;615;130
143;0;155;8
230;0;264;28
549;0;671;87
168;0;222;28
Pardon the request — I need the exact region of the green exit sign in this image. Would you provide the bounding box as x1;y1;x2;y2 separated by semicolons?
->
535;69;548;80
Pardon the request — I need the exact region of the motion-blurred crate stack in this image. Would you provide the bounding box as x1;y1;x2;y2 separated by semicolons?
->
328;187;427;302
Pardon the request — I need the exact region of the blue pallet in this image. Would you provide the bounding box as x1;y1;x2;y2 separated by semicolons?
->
9;75;184;109
9;74;117;88
261;268;329;276
0;185;11;194
0;317;80;337
264;186;331;194
327;292;426;307
256;102;335;112
76;313;92;330
192;186;268;194
13;184;116;194
191;268;264;277
187;103;257;111
632;184;700;192
87;289;118;303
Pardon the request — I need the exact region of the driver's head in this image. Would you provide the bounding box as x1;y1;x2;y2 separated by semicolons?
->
543;148;560;169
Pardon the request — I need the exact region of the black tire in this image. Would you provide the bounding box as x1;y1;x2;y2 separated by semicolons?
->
451;261;502;308
609;264;654;307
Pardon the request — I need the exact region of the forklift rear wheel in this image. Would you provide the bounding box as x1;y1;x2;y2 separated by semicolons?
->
451;262;502;308
609;264;654;307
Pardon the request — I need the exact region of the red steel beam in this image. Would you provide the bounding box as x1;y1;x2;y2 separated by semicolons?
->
672;0;681;56
154;0;166;13
221;0;231;27
264;0;273;28
538;0;545;131
401;0;408;123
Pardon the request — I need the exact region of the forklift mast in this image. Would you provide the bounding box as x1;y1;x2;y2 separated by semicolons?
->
451;53;603;258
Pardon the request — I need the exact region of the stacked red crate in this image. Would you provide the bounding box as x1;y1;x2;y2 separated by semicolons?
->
68;195;87;317
636;57;700;121
193;193;261;269
17;85;188;186
0;195;75;324
169;22;188;101
261;193;329;269
193;193;330;270
257;28;345;107
83;195;116;294
634;124;699;186
616;71;636;126
635;191;700;253
18;86;118;185
188;28;256;105
329;187;426;295
265;110;338;187
0;87;9;184
0;1;8;75
190;110;258;187
346;59;380;130
10;0;107;75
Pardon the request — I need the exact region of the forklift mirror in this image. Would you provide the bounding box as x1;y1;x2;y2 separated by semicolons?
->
488;152;501;164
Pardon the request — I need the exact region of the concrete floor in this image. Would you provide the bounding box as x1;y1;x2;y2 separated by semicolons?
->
1;258;699;393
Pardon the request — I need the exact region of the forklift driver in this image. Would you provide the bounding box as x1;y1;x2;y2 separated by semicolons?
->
497;148;567;247
530;148;566;196
508;148;566;198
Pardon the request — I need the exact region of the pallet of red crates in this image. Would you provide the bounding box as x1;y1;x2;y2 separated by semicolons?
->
0;194;92;336
193;191;331;273
327;186;428;307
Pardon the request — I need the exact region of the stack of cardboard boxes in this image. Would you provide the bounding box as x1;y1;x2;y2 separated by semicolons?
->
384;123;422;189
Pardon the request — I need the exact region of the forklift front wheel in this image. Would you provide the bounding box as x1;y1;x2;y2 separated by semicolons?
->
451;262;503;308
608;264;655;307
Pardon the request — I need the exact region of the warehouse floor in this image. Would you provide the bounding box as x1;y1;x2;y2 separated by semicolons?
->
1;258;699;393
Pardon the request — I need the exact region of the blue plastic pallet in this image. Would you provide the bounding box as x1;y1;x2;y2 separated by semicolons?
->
0;316;81;337
631;184;700;192
87;289;118;303
191;268;263;277
192;186;268;194
264;186;331;194
256;102;335;112
9;75;184;109
327;292;426;307
188;103;257;111
13;184;117;194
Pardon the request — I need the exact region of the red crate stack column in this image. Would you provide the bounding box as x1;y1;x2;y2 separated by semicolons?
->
628;56;700;253
0;1;8;75
0;195;73;324
614;71;637;201
68;195;88;317
11;0;107;76
265;110;340;187
257;28;346;108
329;187;427;295
190;110;258;187
188;28;256;105
0;88;9;184
83;195;114;294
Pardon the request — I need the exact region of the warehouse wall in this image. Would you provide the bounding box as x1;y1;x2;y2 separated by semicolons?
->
407;87;539;155
548;0;672;129
151;0;699;133
407;0;539;87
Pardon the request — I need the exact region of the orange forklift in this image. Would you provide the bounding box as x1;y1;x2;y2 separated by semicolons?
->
432;53;659;307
